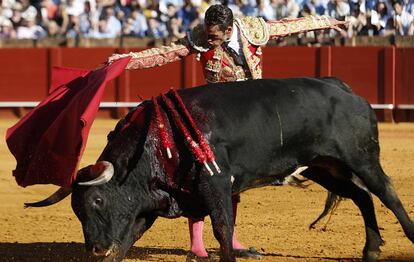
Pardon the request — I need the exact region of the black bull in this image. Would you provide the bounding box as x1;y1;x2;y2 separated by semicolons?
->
28;77;414;262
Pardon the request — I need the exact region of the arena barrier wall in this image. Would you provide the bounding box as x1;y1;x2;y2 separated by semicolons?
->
0;46;413;121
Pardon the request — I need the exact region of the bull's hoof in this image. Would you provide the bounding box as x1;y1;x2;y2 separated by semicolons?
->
186;251;216;261
233;247;263;259
362;250;380;262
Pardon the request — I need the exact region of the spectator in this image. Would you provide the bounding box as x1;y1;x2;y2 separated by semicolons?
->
327;0;351;20
95;0;109;20
45;19;61;36
123;5;147;36
273;0;300;19
16;16;46;38
272;0;284;19
0;18;16;38
239;0;258;16
177;0;199;31
382;16;398;35
116;0;134;19
347;3;369;36
255;0;275;20
10;2;23;27
65;0;83;16
365;0;377;10
39;0;58;26
66;14;80;37
121;15;134;35
146;16;167;38
300;1;316;16
165;3;185;39
371;1;390;34
159;0;184;15
89;17;115;37
392;0;414;34
143;0;159;19
348;0;364;13
101;5;121;36
227;0;244;17
78;0;96;36
20;0;38;21
53;0;70;34
312;0;331;15
0;0;14;19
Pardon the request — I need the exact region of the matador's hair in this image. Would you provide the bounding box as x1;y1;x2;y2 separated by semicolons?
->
204;4;233;32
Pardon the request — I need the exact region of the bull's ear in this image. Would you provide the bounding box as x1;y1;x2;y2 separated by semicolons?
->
74;164;94;183
78;161;114;186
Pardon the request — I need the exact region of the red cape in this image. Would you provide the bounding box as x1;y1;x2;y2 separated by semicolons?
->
5;57;131;187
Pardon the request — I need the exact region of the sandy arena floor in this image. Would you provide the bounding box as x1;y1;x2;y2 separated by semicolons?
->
0;119;413;262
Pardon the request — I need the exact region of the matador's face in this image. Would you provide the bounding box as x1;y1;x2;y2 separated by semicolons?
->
204;24;233;48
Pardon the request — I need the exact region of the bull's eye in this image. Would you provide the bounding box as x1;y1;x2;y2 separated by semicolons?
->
94;197;103;207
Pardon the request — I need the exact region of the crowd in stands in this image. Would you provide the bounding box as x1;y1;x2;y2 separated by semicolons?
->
0;0;413;41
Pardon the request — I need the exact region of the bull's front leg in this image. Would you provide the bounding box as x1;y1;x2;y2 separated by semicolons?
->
198;170;235;262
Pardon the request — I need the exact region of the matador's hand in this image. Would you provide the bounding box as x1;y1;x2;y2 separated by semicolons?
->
107;53;128;64
328;18;349;31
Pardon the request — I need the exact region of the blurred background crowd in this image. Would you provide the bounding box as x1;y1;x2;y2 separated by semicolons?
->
0;0;413;41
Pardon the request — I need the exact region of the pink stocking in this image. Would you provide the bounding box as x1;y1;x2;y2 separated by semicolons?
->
232;196;246;250
188;217;208;257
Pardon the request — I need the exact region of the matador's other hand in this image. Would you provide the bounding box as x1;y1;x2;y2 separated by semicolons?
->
328;18;349;31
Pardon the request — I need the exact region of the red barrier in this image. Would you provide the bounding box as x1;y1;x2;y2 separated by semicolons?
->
262;46;319;78
394;48;414;121
0;49;49;101
0;46;413;121
121;48;183;99
396;48;414;105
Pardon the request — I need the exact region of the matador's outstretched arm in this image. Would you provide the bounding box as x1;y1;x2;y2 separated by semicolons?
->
267;16;347;39
107;41;192;70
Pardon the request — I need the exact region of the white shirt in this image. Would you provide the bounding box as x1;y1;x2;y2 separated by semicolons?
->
226;23;245;62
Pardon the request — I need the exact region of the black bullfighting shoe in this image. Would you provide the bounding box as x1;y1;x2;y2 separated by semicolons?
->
233;247;263;259
186;251;216;261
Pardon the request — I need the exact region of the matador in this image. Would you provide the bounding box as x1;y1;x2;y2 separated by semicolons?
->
108;4;347;259
109;12;345;84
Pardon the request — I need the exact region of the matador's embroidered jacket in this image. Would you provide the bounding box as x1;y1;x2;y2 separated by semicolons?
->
117;16;336;83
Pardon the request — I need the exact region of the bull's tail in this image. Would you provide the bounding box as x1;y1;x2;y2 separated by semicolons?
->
272;170;343;230
309;192;342;230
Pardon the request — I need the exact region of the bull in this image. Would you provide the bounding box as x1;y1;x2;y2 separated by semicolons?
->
27;77;414;262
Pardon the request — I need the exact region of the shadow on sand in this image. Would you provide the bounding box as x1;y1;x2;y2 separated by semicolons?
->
0;242;188;261
0;242;413;262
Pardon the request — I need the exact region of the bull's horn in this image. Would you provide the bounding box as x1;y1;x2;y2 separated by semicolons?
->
78;161;114;186
24;187;72;208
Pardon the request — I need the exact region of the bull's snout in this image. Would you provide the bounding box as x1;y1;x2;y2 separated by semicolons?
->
91;243;118;257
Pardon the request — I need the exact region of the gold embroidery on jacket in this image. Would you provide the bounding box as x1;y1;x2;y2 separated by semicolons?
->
205;48;222;83
234;67;246;81
206;71;220;83
268;16;332;38
204;46;249;83
122;43;191;69
222;50;247;81
205;47;222;74
205;60;221;73
236;17;269;46
239;27;262;80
